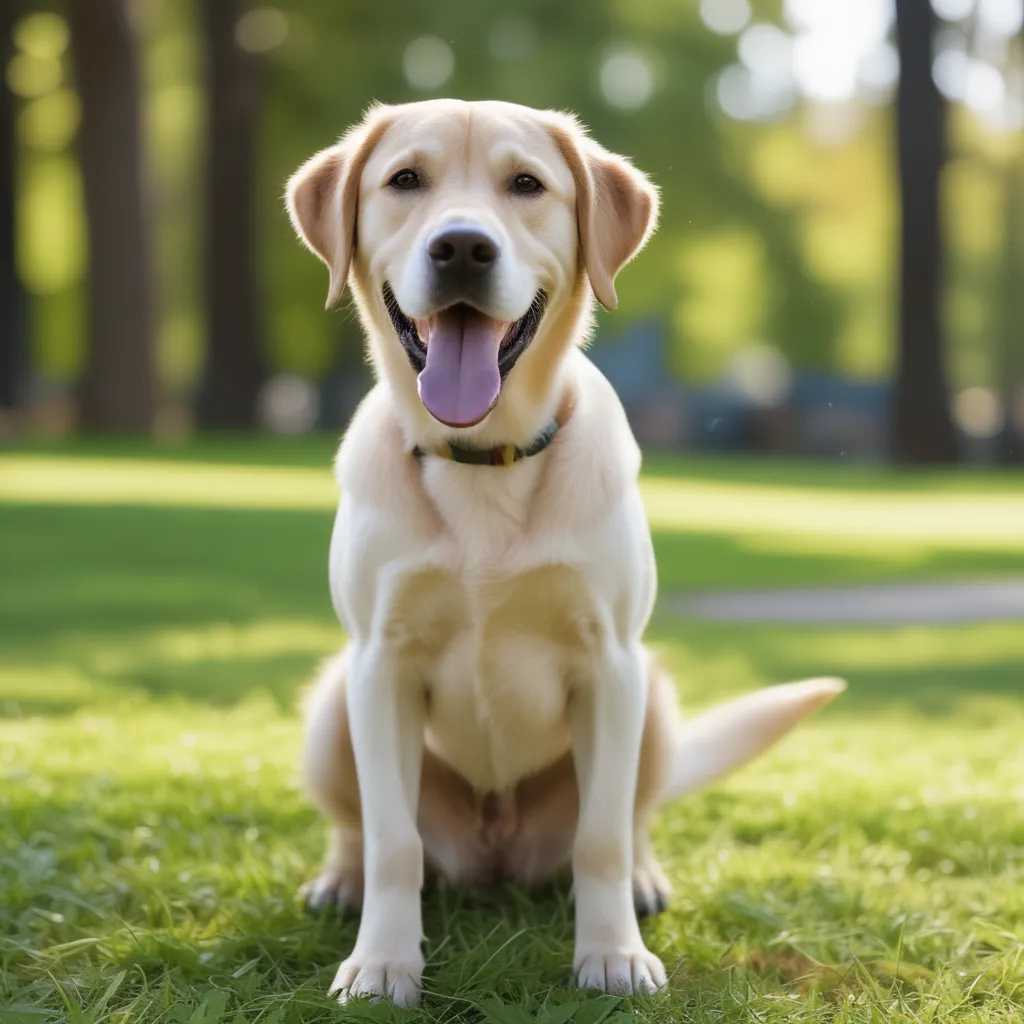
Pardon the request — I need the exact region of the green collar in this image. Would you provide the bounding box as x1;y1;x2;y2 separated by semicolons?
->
412;417;561;467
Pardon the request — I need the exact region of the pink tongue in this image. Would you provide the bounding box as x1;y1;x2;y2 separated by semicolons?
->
417;307;504;427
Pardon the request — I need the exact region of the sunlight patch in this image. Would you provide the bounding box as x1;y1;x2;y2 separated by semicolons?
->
3;457;1023;561
736;531;930;563
766;621;1024;672
91;619;342;671
641;477;1024;550
0;457;337;509
0;664;121;714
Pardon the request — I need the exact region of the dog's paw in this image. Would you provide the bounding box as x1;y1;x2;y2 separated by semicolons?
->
575;946;667;995
301;864;363;915
632;857;671;918
329;954;423;1006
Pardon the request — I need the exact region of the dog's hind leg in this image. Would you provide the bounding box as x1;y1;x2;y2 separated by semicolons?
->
501;650;676;916
301;648;512;904
501;655;842;919
301;649;365;913
631;658;845;913
630;655;677;918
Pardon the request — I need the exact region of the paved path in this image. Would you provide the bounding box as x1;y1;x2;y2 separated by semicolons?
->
663;577;1024;625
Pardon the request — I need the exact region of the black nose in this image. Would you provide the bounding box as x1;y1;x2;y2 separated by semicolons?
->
427;224;500;276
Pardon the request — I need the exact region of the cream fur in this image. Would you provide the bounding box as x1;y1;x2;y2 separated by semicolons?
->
286;99;844;1007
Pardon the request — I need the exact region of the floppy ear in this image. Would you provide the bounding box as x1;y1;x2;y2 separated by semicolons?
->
550;118;660;311
285;108;392;309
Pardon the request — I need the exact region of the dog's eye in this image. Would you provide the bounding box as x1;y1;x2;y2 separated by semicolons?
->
389;169;420;190
512;173;543;195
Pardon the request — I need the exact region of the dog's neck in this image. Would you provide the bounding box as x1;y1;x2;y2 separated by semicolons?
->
411;388;575;466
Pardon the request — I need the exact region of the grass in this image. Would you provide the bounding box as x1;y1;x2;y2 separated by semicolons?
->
1;438;1022;1023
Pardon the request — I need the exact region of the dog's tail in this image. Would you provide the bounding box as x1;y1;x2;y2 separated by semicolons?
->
667;677;846;800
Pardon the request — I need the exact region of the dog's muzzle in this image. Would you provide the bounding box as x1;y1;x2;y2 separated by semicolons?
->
383;283;547;429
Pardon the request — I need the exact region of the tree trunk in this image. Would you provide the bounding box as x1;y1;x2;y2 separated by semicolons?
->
996;31;1024;464
195;0;265;429
996;138;1024;462
0;1;27;421
69;0;156;432
891;0;959;463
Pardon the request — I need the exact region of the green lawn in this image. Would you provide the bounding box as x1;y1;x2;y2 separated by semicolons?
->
1;440;1022;1023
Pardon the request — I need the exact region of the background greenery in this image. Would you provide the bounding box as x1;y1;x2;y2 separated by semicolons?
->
4;2;1024;1020
8;0;1023;405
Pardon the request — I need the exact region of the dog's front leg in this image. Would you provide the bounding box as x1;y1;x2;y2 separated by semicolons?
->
570;642;667;995
329;638;425;1006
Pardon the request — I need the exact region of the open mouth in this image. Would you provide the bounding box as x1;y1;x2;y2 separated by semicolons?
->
383;283;546;428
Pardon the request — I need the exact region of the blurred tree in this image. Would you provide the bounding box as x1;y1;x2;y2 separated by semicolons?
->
0;1;27;422
996;28;1023;465
998;152;1023;462
258;0;843;391
69;0;156;432
195;0;265;429
892;0;959;463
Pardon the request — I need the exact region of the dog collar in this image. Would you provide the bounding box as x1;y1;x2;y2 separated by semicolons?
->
412;417;560;467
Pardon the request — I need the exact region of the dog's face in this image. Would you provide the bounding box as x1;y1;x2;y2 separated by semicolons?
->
355;103;576;429
287;100;658;431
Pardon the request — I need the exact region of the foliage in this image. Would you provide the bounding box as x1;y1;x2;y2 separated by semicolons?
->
8;0;1022;407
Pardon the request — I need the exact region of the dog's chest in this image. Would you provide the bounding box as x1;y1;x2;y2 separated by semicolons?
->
421;455;544;561
401;561;598;793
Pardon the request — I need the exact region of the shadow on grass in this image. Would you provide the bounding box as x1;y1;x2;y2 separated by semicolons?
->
0;650;326;717
828;663;1024;715
4;502;1022;724
0;504;334;642
650;618;1024;719
651;528;1024;591
9;614;1021;723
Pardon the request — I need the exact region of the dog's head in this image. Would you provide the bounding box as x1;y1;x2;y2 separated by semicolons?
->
287;99;658;435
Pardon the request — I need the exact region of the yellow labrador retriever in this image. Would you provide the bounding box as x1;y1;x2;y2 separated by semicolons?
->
286;99;843;1006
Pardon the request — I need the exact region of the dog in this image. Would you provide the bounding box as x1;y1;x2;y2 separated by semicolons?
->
285;99;844;1006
